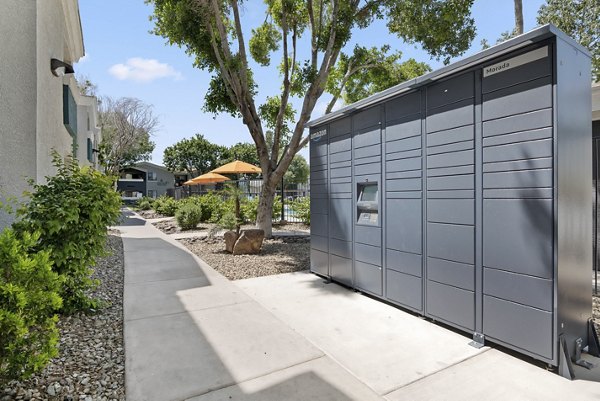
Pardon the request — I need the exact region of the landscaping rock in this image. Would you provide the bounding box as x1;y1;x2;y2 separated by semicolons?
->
224;230;239;253
233;229;265;255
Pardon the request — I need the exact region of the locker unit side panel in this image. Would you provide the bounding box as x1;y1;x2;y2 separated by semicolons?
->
555;36;593;362
310;125;330;276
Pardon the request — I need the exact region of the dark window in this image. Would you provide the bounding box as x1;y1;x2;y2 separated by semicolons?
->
87;138;93;162
147;171;157;181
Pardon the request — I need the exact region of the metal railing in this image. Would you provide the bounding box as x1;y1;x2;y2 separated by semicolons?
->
169;178;310;223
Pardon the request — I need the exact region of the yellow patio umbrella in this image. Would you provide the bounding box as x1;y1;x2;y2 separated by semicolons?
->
211;160;262;174
183;172;230;185
211;160;262;234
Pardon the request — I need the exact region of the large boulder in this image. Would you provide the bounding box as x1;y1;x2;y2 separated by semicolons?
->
232;229;265;255
224;230;239;253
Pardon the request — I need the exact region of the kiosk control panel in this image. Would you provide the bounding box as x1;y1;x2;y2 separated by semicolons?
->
357;183;378;225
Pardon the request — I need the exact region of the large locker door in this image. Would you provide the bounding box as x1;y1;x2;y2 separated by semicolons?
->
384;92;424;312
310;125;329;276
353;107;383;296
480;45;554;360
329;118;354;286
425;72;476;331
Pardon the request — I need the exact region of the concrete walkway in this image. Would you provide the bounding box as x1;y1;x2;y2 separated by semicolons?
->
118;211;600;401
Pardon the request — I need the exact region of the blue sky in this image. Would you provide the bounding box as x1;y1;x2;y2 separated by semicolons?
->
75;0;547;164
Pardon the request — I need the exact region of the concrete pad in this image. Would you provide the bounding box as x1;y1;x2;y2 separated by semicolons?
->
386;348;600;401
187;356;383;401
124;276;252;321
236;271;486;395
125;301;323;401
124;257;205;284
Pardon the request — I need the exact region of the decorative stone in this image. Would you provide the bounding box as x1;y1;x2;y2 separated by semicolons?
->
224;231;239;253
232;229;265;255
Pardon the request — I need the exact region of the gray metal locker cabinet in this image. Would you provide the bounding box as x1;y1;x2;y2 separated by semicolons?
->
425;72;476;332
309;125;329;276
329;117;353;286
352;107;383;296
307;25;596;375
384;92;424;312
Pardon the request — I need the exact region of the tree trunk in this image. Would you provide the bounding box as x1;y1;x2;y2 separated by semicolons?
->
256;177;277;238
514;0;524;35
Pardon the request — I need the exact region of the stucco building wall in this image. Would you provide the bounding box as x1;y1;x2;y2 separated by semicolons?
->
0;1;38;221
0;0;84;227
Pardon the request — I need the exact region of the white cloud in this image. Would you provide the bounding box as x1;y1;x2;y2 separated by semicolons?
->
108;58;183;83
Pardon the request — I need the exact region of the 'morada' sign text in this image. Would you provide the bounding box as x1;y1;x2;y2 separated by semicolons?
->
483;46;548;77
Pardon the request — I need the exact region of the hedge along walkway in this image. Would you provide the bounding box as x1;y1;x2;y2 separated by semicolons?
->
118;210;381;401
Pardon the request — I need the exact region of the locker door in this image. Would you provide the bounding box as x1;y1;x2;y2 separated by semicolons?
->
425;72;476;331
353;107;383;296
328;117;353;286
384;91;424;312
480;46;554;360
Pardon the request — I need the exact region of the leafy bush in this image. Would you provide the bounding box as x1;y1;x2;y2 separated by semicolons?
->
217;211;237;231
290;197;310;225
176;203;202;230
240;196;259;223
0;229;62;383
240;195;282;224
14;154;121;313
136;196;154;211
154;195;178;216
202;192;230;223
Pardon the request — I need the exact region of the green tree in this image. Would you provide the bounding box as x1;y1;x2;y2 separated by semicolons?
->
148;0;476;236
538;0;599;81
224;142;261;166
99;97;157;176
163;134;228;176
284;155;309;184
326;45;431;113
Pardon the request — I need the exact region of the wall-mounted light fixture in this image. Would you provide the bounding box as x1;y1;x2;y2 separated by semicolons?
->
50;58;75;77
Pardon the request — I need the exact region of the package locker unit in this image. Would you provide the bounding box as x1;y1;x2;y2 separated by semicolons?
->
308;25;598;377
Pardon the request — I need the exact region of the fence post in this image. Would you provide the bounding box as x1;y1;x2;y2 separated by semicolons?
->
280;176;285;223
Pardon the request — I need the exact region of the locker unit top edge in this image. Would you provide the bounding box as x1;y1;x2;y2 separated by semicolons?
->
306;24;590;129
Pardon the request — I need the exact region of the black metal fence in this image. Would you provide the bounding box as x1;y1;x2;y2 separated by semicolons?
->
169;178;310;223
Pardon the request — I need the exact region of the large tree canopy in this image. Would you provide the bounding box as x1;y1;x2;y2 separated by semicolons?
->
148;0;476;235
538;0;599;81
163;133;228;175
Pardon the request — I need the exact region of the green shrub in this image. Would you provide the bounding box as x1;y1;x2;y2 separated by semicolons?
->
197;192;228;223
14;154;121;313
176;203;202;230
136;196;154;211
240;196;259;223
240;195;282;224
0;229;63;383
154;195;178;216
290;197;310;225
217;211;237;231
137;199;152;211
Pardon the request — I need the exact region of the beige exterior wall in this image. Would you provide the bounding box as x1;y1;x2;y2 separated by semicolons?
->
0;0;84;227
0;1;38;222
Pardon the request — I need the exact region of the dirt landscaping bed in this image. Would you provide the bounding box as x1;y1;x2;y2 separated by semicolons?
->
179;236;309;280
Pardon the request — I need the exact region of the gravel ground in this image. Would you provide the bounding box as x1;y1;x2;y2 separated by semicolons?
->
136;210;163;219
1;232;125;401
180;236;309;280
